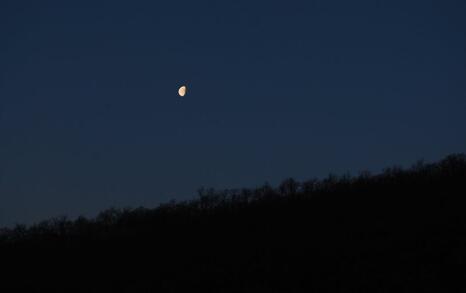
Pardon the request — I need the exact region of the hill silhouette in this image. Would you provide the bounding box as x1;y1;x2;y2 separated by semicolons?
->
1;154;465;292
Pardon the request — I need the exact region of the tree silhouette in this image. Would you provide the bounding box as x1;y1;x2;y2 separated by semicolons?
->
0;153;465;292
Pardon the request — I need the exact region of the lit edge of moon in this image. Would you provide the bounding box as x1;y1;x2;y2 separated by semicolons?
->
178;85;187;97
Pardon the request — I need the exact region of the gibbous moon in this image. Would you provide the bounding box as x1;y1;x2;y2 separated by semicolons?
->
178;85;187;97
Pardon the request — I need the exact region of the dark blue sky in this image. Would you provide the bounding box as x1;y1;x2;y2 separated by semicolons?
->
1;0;465;226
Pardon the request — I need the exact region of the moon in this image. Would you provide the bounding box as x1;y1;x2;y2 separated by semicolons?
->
178;85;187;97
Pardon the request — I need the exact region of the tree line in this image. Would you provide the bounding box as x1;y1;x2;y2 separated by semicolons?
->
0;153;465;292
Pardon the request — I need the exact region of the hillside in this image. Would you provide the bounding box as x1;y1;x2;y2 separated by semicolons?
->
1;154;465;292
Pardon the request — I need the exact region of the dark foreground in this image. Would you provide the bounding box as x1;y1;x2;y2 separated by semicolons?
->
1;154;465;292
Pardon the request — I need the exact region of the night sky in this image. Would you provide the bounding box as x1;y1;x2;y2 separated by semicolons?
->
1;0;465;226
